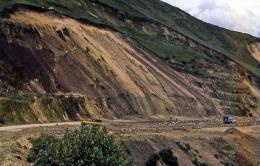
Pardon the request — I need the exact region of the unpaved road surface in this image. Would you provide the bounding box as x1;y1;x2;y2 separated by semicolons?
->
0;120;259;166
1;119;259;133
0;122;81;132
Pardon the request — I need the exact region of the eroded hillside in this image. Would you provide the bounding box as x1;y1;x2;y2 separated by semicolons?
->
248;43;260;62
0;8;259;124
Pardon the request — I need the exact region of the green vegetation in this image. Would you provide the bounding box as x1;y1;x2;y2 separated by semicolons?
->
146;149;179;166
0;0;259;76
27;126;130;166
0;94;66;125
98;0;260;76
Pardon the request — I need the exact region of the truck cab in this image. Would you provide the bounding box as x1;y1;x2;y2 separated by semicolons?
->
223;115;236;124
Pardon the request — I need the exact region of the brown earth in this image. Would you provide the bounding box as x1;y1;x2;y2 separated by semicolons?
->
0;9;259;125
0;122;259;166
0;6;259;166
248;43;260;62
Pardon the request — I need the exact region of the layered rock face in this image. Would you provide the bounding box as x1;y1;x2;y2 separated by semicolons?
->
248;43;260;62
0;9;259;124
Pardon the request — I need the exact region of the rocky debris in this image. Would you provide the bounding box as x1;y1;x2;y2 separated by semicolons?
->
209;137;240;165
192;157;208;166
188;149;198;158
176;142;190;152
176;141;209;166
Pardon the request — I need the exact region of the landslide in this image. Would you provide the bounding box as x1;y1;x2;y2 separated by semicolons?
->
0;9;211;123
0;8;258;124
248;43;260;62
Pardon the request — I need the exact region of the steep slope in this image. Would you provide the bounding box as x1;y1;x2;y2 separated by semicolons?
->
0;0;259;77
248;43;260;62
0;8;258;125
0;1;259;124
0;9;212;124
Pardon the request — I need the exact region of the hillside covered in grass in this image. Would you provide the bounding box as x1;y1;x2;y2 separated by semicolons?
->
0;0;259;77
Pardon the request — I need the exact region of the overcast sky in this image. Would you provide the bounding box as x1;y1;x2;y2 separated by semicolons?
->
161;0;260;37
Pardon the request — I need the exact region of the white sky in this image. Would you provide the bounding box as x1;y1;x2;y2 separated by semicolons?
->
161;0;260;37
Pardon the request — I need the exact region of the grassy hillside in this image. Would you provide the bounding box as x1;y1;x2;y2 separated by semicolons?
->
0;0;259;77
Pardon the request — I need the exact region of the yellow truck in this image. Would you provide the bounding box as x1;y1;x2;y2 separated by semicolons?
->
81;119;102;126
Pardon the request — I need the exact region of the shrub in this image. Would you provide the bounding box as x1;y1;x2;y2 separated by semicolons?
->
0;117;4;124
146;154;160;166
28;126;130;166
146;149;179;166
159;149;179;166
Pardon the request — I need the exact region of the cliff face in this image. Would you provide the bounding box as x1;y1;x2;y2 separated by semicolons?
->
0;8;259;124
248;43;260;62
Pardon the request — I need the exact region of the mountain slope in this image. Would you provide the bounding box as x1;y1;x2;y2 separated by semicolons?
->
0;0;259;77
0;9;219;123
0;1;259;124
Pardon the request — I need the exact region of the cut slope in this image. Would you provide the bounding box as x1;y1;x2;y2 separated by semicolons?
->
248;43;260;62
0;8;258;124
0;9;215;123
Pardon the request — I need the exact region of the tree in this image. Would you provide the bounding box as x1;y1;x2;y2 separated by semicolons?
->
28;126;130;166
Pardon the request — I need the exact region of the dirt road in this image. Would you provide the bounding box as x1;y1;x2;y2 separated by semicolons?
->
0;122;81;132
1;119;259;133
0;120;259;166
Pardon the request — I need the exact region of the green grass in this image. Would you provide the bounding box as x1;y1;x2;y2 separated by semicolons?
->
0;94;66;125
0;0;259;77
137;36;203;62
